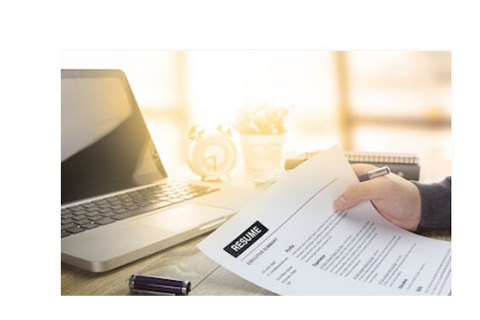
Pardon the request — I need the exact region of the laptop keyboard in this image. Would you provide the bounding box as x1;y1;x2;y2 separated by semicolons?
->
61;181;219;238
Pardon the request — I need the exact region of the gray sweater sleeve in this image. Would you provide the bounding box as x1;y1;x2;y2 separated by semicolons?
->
412;177;451;233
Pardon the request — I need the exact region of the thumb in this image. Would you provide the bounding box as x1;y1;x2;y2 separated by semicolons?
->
333;180;383;211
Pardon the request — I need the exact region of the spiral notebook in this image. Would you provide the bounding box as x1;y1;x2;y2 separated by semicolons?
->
285;150;420;180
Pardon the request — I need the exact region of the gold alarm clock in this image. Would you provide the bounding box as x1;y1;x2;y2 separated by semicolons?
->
187;125;238;181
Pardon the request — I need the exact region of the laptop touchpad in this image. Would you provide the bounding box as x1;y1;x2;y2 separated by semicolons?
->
141;203;233;231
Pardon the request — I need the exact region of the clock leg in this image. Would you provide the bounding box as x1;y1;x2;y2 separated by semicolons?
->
202;176;223;183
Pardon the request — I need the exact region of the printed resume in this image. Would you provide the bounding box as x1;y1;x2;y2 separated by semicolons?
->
198;145;451;295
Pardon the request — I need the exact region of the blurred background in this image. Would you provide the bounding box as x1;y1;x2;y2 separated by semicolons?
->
61;51;451;182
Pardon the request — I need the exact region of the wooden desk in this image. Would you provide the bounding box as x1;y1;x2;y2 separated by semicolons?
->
62;164;451;295
61;231;450;295
61;232;273;295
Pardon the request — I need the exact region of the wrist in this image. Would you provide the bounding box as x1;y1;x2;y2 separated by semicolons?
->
404;181;422;231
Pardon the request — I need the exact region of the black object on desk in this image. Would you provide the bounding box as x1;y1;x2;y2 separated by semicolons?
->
129;274;191;295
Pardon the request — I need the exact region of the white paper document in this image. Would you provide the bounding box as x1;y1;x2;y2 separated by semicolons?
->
198;145;451;295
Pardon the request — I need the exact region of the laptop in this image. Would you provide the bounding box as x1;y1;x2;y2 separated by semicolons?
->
61;69;256;272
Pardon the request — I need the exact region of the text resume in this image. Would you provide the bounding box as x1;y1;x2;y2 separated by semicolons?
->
198;145;451;295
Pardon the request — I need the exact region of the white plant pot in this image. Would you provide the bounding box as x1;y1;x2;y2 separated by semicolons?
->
239;133;286;172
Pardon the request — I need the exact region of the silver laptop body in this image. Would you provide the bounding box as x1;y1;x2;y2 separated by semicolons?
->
61;69;256;272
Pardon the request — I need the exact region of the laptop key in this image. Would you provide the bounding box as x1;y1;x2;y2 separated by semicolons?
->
72;214;87;221
61;230;71;238
112;201;172;221
72;209;89;216
85;211;101;217
81;202;96;209
80;222;99;230
62;223;76;230
66;226;84;234
88;215;104;221
96;218;115;225
61;218;74;225
101;212;116;217
69;205;84;212
167;197;186;204
61;213;73;219
75;218;91;225
136;201;151;208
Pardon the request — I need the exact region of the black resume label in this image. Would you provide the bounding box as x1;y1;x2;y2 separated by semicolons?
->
223;221;269;258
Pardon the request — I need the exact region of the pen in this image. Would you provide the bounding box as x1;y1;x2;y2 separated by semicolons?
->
357;166;391;182
129;274;191;295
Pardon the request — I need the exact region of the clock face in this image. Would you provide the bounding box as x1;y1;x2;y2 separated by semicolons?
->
188;134;237;178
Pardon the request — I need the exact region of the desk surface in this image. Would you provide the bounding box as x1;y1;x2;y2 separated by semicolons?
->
61;229;450;295
62;232;272;295
62;162;451;296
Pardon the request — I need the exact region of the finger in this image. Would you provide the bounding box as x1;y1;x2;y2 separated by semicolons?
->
333;179;384;211
351;163;379;176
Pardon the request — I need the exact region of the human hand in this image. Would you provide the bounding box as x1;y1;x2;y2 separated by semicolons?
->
333;164;421;231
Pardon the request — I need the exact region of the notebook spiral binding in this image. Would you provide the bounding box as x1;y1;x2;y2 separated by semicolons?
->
344;151;418;165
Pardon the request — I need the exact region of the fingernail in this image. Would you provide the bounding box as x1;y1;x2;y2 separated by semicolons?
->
333;196;347;210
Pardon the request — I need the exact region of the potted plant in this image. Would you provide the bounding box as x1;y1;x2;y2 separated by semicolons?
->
234;100;291;173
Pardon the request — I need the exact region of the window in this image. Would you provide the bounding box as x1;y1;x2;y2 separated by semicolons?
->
61;50;451;181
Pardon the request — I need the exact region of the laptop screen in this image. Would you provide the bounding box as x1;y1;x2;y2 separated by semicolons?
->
61;70;167;205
